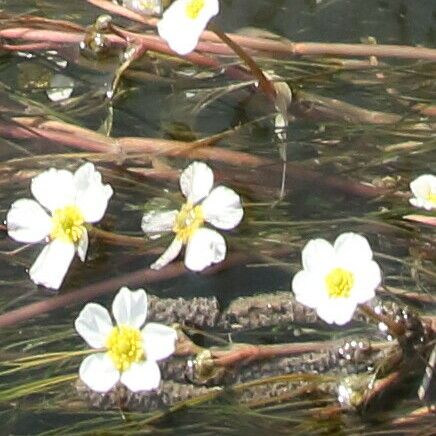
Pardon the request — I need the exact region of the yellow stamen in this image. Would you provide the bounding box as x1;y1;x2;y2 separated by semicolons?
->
173;202;204;244
50;205;85;243
425;191;436;205
325;267;355;299
185;0;205;19
106;325;144;372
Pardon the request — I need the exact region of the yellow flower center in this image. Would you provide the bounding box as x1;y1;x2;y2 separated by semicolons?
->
50;205;85;243
425;191;436;206
185;0;205;19
325;267;355;299
106;325;144;372
173;202;204;244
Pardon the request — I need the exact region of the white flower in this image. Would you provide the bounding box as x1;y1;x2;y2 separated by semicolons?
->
75;287;177;393
157;0;219;55
6;163;113;289
142;161;243;271
292;233;381;325
409;174;436;211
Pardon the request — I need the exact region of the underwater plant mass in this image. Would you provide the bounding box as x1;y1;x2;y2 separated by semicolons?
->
0;0;435;434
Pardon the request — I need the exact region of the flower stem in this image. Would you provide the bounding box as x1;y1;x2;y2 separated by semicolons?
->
209;24;277;100
89;227;146;248
358;303;405;338
0;253;250;328
211;340;338;367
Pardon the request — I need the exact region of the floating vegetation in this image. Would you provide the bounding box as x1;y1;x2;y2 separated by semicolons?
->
0;0;435;434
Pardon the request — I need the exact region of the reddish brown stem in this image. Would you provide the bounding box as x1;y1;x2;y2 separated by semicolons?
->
391;406;436;425
89;228;147;248
0;119;113;152
211;341;339;367
0;11;85;32
0;253;247;328
1;42;60;51
0;27;89;45
282;41;436;61
111;25;255;81
362;370;402;406
358;303;406;338
210;26;276;99
3;13;436;63
0;117;387;199
0;263;182;328
86;0;436;61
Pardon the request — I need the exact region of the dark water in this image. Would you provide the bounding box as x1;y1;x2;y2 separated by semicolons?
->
0;0;435;434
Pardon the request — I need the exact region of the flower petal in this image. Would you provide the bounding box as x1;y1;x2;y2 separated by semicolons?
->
31;168;75;213
74;302;113;348
79;353;119;393
201;186;244;230
409;197;426;209
120;360;161;392
159;24;201;55
292;270;324;309
317;298;357;326
409;174;436;210
150;237;183;270
158;0;219;55
197;0;220;20
29;239;75;289
73;163;113;223
184;228;226;271
351;260;381;304
410;174;435;198
6;199;51;243
141;210;178;238
294;232;381;326
112;287;148;329
142;323;177;361
77;228;88;262
334;232;373;269
301;238;334;274
179;161;214;204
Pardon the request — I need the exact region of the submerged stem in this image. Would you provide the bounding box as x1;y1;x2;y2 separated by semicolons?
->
358;303;406;338
210;25;276;100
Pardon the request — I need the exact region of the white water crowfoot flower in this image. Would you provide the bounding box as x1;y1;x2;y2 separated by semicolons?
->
292;232;381;326
142;161;243;271
6;163;113;289
158;0;219;55
409;174;436;211
75;287;177;393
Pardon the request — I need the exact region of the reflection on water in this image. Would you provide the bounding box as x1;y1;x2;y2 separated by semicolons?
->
0;0;435;434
